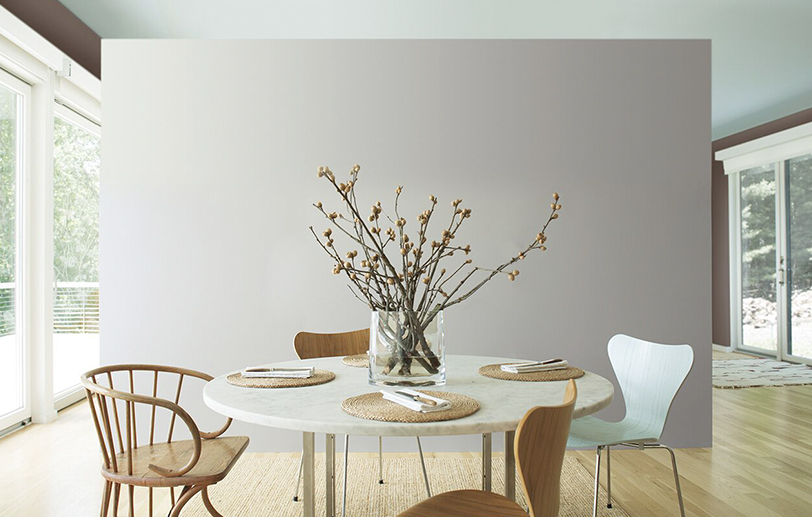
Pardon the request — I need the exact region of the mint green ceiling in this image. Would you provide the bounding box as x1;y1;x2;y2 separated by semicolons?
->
57;0;812;139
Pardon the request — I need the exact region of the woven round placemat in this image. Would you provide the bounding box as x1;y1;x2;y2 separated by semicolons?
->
342;354;369;368
342;391;479;423
226;369;335;388
478;363;585;382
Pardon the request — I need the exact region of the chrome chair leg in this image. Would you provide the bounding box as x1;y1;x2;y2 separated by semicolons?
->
593;445;603;517
378;436;384;484
292;449;304;501
416;437;431;498
606;445;613;508
342;435;349;517
658;444;686;517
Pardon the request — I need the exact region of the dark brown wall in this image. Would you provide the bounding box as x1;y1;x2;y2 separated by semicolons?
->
0;0;100;78
712;107;812;346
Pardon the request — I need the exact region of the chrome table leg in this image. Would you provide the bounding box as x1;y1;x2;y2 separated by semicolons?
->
326;434;335;517
303;432;315;517
482;433;492;492
504;430;516;501
342;435;349;517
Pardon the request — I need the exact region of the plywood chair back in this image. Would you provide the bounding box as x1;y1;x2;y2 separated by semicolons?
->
515;379;577;517
607;334;694;440
293;328;369;359
80;364;233;482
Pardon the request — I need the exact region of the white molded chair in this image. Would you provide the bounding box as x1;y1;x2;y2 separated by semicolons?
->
567;334;694;517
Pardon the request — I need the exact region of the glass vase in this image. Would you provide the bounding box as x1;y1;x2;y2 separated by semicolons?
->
368;310;445;386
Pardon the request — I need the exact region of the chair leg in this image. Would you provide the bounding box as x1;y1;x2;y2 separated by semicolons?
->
128;485;135;517
342;435;350;517
100;481;112;517
593;446;603;517
293;449;304;501
169;485;204;517
606;445;613;508
112;483;121;517
202;486;225;517
658;444;686;517
416;437;432;498
378;436;384;484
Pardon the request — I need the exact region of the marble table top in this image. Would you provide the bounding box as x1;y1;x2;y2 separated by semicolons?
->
203;355;614;436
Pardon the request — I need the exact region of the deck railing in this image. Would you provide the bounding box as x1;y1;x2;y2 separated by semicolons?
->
0;282;100;337
0;282;14;337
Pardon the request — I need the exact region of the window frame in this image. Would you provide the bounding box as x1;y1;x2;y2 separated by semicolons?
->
51;101;101;410
0;67;32;432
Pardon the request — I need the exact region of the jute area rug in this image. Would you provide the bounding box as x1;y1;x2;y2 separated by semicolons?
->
713;358;812;388
183;455;627;516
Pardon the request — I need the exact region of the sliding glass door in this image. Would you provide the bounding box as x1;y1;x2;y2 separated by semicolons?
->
735;153;812;364
785;154;812;362
52;105;101;402
0;70;30;430
739;164;779;354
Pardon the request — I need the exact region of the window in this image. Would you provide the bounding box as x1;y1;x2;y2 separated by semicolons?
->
0;69;30;430
0;8;101;428
52;107;100;398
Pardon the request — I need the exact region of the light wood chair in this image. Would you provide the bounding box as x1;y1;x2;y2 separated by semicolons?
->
81;364;250;517
398;379;578;517
292;329;432;516
293;329;370;360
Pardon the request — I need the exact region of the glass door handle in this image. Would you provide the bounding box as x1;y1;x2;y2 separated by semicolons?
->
779;268;786;285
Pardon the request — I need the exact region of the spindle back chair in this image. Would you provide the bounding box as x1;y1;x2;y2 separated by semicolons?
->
81;364;249;517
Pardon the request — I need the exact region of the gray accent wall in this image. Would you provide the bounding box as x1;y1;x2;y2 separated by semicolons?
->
102;40;711;451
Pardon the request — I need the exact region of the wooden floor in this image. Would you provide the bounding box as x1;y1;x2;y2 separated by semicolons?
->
2;350;811;516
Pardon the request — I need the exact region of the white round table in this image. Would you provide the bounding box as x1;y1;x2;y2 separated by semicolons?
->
204;355;614;517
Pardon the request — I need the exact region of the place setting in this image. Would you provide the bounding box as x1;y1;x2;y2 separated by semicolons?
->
342;387;480;424
226;365;336;388
478;357;585;382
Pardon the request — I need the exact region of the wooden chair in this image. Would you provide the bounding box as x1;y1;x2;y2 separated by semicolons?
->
398;379;577;517
293;329;369;359
81;364;250;517
292;329;432;516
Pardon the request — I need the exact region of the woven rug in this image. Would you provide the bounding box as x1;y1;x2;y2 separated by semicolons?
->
182;455;627;516
713;358;812;388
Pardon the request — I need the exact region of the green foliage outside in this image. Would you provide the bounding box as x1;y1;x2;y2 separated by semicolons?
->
0;90;17;337
788;155;812;293
741;156;812;302
0;90;16;285
53;116;100;283
53;116;100;334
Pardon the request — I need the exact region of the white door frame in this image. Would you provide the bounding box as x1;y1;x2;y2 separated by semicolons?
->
727;157;812;366
0;67;33;431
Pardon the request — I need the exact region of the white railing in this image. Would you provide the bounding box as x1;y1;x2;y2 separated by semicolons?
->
0;282;13;337
0;281;100;337
54;282;99;334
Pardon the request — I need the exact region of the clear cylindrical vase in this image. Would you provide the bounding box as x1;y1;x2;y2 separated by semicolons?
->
368;310;445;386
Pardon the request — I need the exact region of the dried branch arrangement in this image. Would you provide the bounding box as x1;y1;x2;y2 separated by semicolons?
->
309;164;561;349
